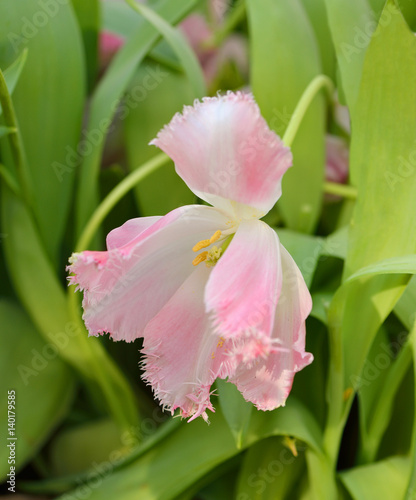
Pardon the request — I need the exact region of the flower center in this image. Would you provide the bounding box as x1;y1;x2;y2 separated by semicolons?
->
192;230;234;267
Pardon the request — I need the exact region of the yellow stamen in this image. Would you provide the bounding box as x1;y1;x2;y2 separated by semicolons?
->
211;352;215;359
192;230;222;252
192;239;210;252
217;337;225;348
192;251;208;266
210;230;222;244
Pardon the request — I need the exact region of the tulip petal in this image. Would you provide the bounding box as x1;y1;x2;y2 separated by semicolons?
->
142;265;236;421
150;92;292;216
106;216;161;250
205;219;281;341
68;205;229;342
229;243;313;410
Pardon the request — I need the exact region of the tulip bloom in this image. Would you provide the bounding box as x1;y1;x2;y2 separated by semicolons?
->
68;92;313;421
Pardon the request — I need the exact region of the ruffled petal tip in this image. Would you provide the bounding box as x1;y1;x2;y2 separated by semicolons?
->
67;250;109;292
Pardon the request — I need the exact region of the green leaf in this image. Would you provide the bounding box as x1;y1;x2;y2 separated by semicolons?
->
1;187;139;432
406;320;416;496
323;0;374;113
102;0;137;37
310;292;332;324
126;0;206;99
101;0;182;71
60;410;239;500
247;0;325;233
368;0;388;18
346;255;416;283
236;436;306;500
75;0;201;238
321;226;349;260
0;48;27;116
59;398;323;500
0;299;75;480
290;320;329;429
397;0;416;31
323;1;416;484
246;398;323;453
0;1;85;260
356;326;413;463
339;0;416;382
299;0;336;78
395;275;416;329
123;65;195;216
276;229;324;287
216;379;253;449
49;418;124;477
340;456;411;500
71;0;100;92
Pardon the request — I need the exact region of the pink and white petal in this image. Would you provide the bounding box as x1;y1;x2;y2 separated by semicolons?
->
228;242;313;410
106;216;161;250
274;243;313;356
228;349;300;411
68;205;229;342
205;219;281;340
150;92;292;216
142;265;236;421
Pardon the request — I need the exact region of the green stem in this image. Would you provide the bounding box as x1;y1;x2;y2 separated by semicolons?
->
0;68;32;207
324;182;357;200
306;450;339;500
283;75;334;148
75;153;170;252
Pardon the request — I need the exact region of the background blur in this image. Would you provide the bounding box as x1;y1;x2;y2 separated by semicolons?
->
1;0;416;499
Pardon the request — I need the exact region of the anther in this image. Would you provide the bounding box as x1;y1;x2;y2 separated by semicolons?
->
192;251;208;266
192;230;222;252
210;230;222;244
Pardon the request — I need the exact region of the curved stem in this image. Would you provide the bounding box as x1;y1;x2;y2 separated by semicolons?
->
283;75;334;148
324;182;357;200
75;153;170;252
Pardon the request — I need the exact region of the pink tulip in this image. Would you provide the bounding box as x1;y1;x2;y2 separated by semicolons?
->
68;92;313;422
98;31;125;73
325;134;349;185
180;13;248;87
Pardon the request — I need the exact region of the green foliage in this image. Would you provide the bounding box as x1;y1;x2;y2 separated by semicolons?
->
0;0;85;260
340;456;412;500
0;0;415;498
247;0;325;233
75;0;201;238
71;0;100;92
0;300;75;480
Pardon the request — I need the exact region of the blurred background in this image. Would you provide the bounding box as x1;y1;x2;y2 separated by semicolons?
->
1;0;416;499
